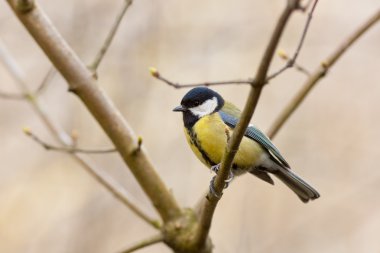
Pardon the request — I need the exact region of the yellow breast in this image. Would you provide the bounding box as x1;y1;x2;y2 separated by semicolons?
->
185;113;264;170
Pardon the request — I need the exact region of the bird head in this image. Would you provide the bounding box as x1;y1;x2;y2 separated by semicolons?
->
173;87;224;118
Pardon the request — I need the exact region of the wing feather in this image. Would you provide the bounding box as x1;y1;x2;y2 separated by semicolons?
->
219;108;290;168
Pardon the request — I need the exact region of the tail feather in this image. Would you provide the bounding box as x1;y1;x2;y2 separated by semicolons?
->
249;169;274;185
273;166;320;203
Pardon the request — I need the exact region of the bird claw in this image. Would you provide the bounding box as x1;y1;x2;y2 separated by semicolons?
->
211;163;234;185
224;171;234;185
208;170;235;199
209;176;222;199
210;163;221;174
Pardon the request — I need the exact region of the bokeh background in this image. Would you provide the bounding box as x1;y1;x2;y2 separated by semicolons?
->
1;0;380;252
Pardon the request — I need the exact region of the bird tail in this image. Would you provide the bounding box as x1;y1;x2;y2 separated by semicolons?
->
273;166;320;203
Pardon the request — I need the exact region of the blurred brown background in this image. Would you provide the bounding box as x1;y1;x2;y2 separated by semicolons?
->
1;0;380;252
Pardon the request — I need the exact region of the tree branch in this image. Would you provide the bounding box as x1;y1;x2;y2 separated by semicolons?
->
266;0;318;81
194;0;303;248
277;49;311;77
151;0;317;90
119;234;164;253
0;38;160;229
23;128;117;154
0;67;54;100
0;40;55;99
89;0;133;73
5;0;181;223
267;8;380;139
149;67;253;88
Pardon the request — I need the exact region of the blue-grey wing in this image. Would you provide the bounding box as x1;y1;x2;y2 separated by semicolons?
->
218;111;290;168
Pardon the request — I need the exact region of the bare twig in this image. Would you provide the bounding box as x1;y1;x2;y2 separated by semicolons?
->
277;49;311;76
266;0;318;81
119;234;164;253
1;0;161;229
0;68;54;99
34;66;56;94
267;8;380;139
0;40;56;99
194;0;302;249
151;1;317;90
89;0;133;72
0;90;27;99
0;38;160;229
5;0;181;223
23;128;117;154
149;67;253;88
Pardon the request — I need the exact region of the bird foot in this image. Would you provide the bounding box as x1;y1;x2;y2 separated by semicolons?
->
210;163;220;174
209;176;222;199
208;167;235;199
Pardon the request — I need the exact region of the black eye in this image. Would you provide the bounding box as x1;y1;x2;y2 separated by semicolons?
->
194;100;200;106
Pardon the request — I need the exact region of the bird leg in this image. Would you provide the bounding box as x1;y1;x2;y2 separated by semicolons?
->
209;176;222;199
211;163;234;184
209;164;235;198
210;163;221;174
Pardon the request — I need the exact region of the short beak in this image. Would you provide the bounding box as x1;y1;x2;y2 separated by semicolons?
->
173;105;186;112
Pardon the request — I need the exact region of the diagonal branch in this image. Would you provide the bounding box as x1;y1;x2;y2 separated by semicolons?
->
151;0;317;90
119;234;164;253
266;0;318;81
0;68;54;99
277;49;311;77
5;0;180;223
267;8;380;139
194;0;303;248
0;40;54;99
89;0;133;73
24;128;117;154
0;38;159;229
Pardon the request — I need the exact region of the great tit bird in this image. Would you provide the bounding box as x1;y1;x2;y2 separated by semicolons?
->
173;87;320;203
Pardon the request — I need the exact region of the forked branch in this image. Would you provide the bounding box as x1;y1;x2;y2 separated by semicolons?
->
119;234;163;253
151;0;318;89
5;0;181;223
0;38;159;228
267;8;380;139
89;0;133;74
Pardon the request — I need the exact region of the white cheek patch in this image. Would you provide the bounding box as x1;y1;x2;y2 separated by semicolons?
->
189;97;218;117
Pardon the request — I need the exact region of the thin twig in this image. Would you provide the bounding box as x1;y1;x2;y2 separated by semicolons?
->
0;38;159;229
149;67;253;88
5;0;181;223
151;1;317;90
277;49;311;76
89;0;133;72
23;128;117;154
294;62;311;76
266;0;318;81
35;66;56;94
0;68;54;99
267;8;380;139
0;90;27;99
119;234;164;253
0;40;56;99
194;0;302;249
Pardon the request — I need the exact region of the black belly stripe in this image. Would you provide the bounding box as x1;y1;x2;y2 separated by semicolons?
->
187;129;217;167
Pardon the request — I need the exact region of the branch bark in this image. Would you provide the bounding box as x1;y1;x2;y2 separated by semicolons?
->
267;8;380;139
194;0;302;249
5;0;181;223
